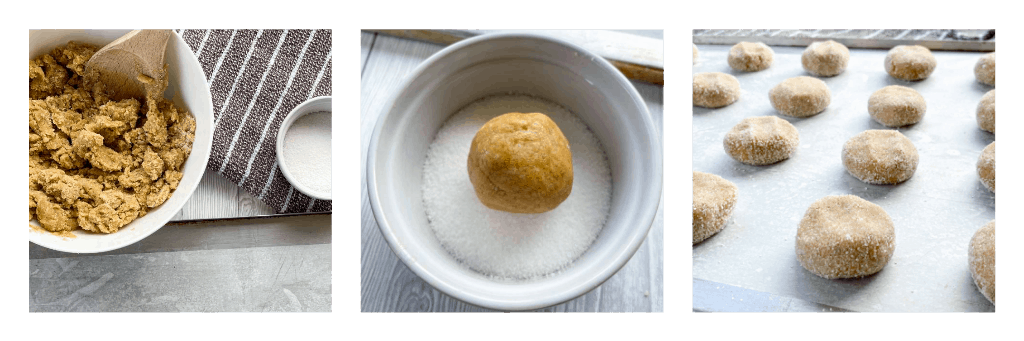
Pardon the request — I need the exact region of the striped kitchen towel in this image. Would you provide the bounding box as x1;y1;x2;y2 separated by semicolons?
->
176;29;332;213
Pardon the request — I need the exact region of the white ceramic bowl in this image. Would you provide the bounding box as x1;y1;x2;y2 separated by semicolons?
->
276;96;332;200
29;30;213;253
366;33;662;310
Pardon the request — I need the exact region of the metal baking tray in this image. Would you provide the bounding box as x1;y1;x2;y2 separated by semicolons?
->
692;43;995;312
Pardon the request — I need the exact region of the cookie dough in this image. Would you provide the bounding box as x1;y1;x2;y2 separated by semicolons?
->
868;85;927;127
29;42;196;234
468;112;573;213
884;45;937;81
769;76;831;118
693;72;740;108
723;116;799;165
974;53;995;86
969;220;995;305
842;130;919;184
728;42;773;72
977;90;995;133
693;44;698;64
796;195;896;279
693;171;738;244
801;40;850;77
978;142;995;193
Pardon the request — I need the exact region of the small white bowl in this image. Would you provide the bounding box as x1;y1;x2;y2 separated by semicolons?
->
367;33;662;310
28;30;213;253
276;96;332;201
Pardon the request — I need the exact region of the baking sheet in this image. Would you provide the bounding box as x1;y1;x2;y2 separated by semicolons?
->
692;44;995;312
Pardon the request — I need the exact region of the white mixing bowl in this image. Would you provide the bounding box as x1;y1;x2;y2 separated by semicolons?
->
29;30;213;253
366;33;663;310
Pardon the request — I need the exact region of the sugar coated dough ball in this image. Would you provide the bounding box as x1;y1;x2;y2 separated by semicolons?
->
969;220;995;304
769;76;831;117
977;142;995;192
796;195;896;279
801;40;850;77
693;44;699;64
975;53;995;86
728;42;774;72
977;90;995;133
467;112;573;213
842;129;919;184
693;171;738;244
884;45;937;81
693;72;740;108
868;85;927;127
723;116;799;165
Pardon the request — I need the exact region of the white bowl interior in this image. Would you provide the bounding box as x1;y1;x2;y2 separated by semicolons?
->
28;30;213;253
369;34;661;309
277;96;333;200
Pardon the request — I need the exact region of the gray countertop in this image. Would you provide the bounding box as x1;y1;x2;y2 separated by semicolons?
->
692;44;995;312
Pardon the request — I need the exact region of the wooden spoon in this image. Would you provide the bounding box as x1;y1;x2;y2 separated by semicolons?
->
85;29;172;101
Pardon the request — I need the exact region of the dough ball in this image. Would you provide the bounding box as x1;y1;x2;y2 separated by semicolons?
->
868;85;927;127
977;142;995;193
974;53;995;86
884;45;937;81
796;195;896;279
801;40;850;77
467;112;573;213
977;89;995;133
693;171;738;244
842;129;919;184
693;44;698;64
693;72;740;108
769;76;831;117
723;116;799;165
969;220;995;305
728;42;774;72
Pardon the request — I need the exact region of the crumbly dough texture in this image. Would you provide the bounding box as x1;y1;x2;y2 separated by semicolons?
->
693;171;737;244
769;76;831;117
969;220;995;305
977;90;995;133
467;112;573;213
842;130;918;184
884;45;937;81
693;72;740;108
977;142;995;193
796;195;896;279
29;42;196;234
868;85;926;127
724;116;799;165
728;42;773;72
974;53;995;86
801;40;850;77
692;44;699;64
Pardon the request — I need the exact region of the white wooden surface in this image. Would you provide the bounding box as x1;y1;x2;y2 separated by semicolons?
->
360;31;664;312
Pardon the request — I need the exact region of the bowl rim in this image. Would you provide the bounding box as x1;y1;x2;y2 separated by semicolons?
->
366;32;663;311
28;30;213;254
276;95;333;201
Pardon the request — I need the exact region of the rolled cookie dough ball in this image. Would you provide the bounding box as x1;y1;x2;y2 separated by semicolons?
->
977;142;995;192
969;220;995;304
796;195;896;279
842;130;919;184
728;42;774;72
769;76;831;117
693;72;740;108
723;116;799;165
693;171;738;244
468;112;573;213
977;90;995;133
884;45;937;81
974;53;995;86
868;85;927;127
693;44;698;64
801;40;850;77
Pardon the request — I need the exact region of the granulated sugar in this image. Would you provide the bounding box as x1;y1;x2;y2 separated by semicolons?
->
283;111;331;193
422;94;612;280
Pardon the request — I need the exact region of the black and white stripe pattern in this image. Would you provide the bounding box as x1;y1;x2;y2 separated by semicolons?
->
176;29;332;213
